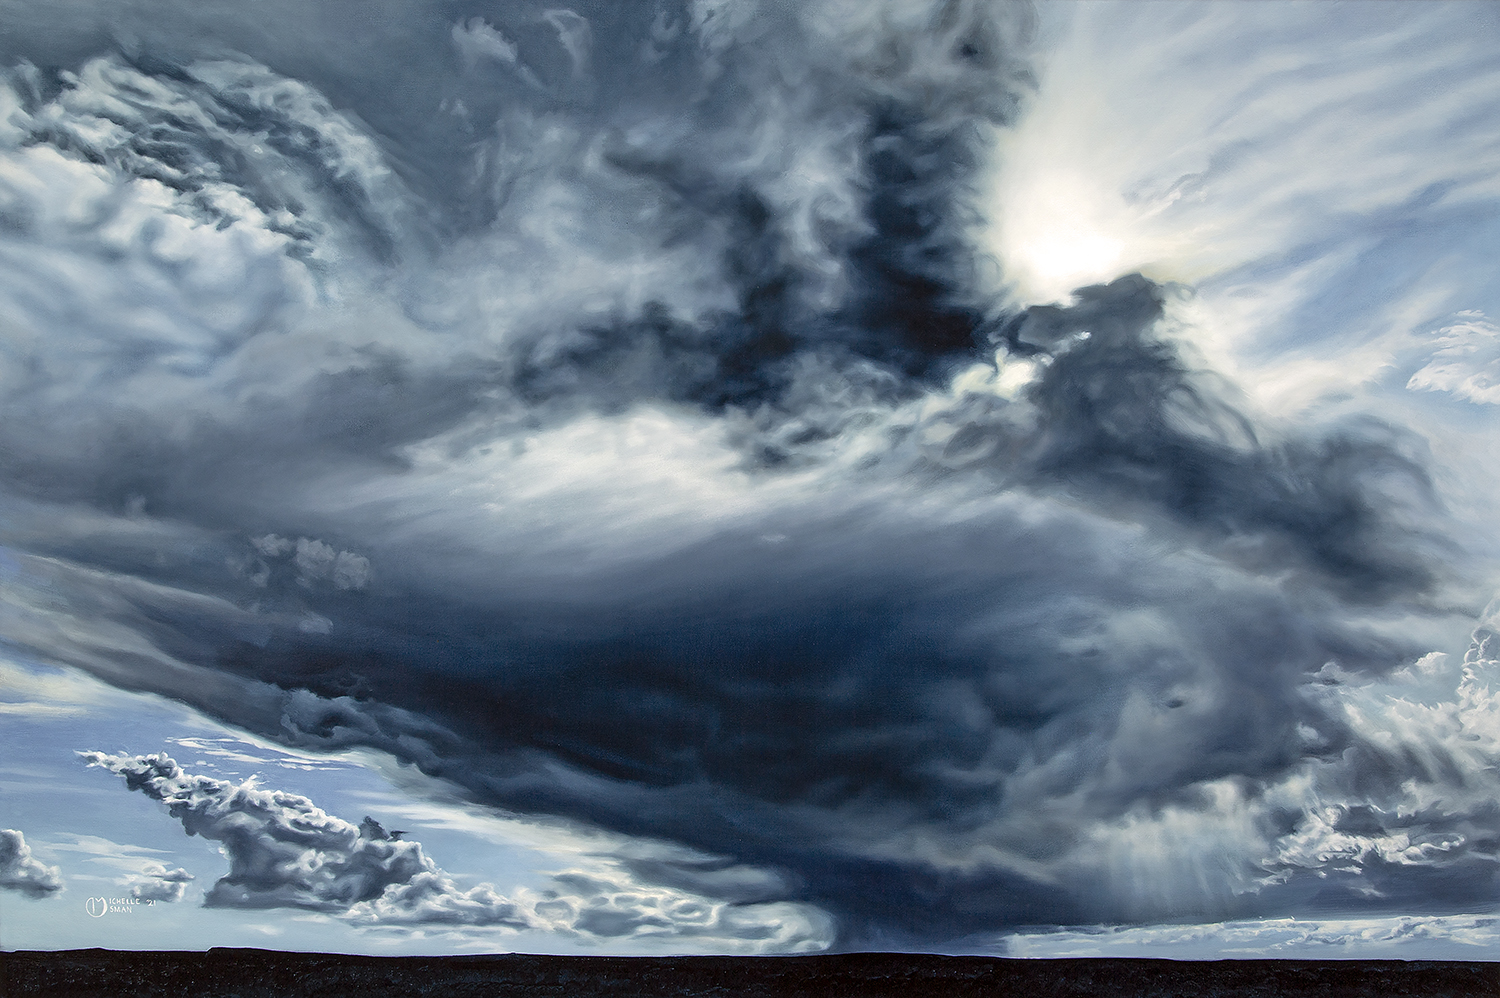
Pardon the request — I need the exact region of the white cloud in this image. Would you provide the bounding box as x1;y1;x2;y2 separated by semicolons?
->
48;833;193;901
0;828;63;898
1408;313;1500;405
80;751;520;920
251;534;296;558
82;752;833;951
451;18;520;68
164;735;356;773
542;10;592;77
0;701;86;717
1003;913;1500;959
126;863;195;902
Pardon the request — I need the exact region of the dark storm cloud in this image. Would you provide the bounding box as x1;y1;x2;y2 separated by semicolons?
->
0;0;1487;949
995;276;1441;602
0;828;63;898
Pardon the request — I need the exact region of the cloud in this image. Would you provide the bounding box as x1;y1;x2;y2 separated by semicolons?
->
1002;913;1500;960
0;829;63;898
451;19;520;69
46;832;197;901
0;0;1492;949
521;871;830;951
1256;615;1500;905
81;752;832;950
980;4;1500;308
126;864;195;902
246;536;371;590
1408;313;1500;405
1057;610;1500;923
79;751;526;920
164;735;358;773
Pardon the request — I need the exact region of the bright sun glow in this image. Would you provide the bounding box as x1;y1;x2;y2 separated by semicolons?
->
1018;222;1125;289
975;8;1217;308
984;163;1146;306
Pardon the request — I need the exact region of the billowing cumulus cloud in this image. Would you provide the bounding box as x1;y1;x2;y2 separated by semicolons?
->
81;751;530;920
1;0;1497;950
0;829;63;898
81;752;832;949
125;863;195;903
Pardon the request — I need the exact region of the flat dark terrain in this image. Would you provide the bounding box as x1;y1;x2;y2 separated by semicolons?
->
4;950;1497;998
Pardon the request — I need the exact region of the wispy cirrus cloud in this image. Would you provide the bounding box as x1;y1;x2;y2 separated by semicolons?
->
1408;313;1500;406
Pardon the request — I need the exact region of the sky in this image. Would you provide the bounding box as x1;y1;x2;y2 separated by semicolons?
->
1;0;1499;959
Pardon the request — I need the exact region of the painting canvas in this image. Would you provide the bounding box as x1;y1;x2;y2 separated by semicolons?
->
2;0;1499;985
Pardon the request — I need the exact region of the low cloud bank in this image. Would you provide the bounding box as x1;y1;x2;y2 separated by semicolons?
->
82;752;832;950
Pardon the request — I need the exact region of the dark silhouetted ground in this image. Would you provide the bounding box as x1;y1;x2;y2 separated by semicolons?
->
5;950;1499;997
